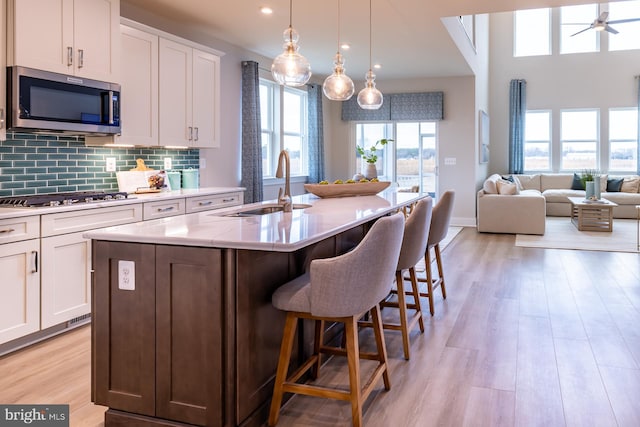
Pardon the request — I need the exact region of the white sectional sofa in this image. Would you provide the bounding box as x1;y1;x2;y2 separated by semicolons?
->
477;173;640;235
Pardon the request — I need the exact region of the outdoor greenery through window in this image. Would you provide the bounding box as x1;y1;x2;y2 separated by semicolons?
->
355;122;438;195
561;109;599;170
260;79;308;178
609;108;639;172
524;111;551;171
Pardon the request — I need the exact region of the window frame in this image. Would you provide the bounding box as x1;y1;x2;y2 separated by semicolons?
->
608;107;639;173
514;8;552;57
259;78;308;178
559;108;600;172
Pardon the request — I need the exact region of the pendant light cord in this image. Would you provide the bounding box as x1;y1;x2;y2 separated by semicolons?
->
368;0;372;70
336;0;341;52
289;0;293;28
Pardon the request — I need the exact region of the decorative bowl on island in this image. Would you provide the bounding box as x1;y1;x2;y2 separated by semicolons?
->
304;180;391;198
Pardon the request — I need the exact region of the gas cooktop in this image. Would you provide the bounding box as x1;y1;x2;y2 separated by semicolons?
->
0;191;131;208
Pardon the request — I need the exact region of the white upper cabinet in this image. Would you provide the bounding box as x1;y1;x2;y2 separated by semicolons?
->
7;0;119;82
119;25;159;146
159;38;220;148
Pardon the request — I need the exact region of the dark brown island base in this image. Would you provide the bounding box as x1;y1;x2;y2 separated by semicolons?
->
87;191;424;426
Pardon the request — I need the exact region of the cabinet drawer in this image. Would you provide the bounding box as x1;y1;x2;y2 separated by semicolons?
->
0;216;40;244
186;192;243;214
143;199;186;220
42;204;143;237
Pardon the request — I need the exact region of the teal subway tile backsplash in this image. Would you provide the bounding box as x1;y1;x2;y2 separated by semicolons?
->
0;133;200;197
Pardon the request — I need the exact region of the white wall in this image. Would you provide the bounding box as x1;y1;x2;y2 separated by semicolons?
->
489;10;640;175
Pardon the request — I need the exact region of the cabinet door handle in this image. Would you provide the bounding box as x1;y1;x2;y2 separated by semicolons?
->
157;206;175;212
222;198;235;203
78;49;84;68
198;201;213;206
0;228;15;234
0;108;5;130
31;251;38;273
188;127;193;141
67;46;73;66
194;127;199;141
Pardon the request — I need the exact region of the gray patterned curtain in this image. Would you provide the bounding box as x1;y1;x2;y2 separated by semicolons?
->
509;79;526;174
307;84;324;183
341;91;444;121
241;61;263;203
636;75;640;174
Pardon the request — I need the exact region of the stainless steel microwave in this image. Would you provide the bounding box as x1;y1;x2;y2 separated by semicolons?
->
7;66;121;135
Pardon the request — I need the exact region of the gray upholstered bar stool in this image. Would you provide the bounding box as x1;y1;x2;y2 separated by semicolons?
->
418;190;455;315
378;197;433;360
268;213;405;427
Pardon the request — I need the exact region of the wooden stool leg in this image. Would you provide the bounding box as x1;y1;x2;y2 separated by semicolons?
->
312;319;324;379
370;304;391;390
395;270;411;360
408;266;424;332
268;312;298;426
344;317;363;427
435;244;447;299
422;249;435;316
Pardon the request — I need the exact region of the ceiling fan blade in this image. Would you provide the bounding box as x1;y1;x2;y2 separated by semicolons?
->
605;24;619;34
598;11;609;22
607;17;640;24
570;27;592;37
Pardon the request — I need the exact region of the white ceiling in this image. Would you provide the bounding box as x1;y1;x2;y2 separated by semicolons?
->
121;0;609;80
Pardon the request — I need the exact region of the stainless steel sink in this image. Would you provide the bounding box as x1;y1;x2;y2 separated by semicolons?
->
221;203;312;217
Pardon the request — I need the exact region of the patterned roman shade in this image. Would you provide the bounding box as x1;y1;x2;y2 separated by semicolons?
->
341;91;444;121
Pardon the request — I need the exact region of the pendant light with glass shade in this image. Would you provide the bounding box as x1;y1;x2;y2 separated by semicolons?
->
271;0;312;87
357;0;383;110
322;0;355;101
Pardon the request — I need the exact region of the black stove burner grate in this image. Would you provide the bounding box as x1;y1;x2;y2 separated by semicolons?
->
0;191;130;208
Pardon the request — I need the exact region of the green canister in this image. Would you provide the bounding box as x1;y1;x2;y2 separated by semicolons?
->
167;171;181;190
181;168;199;189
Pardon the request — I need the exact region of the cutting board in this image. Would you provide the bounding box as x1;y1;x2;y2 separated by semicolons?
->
116;171;172;193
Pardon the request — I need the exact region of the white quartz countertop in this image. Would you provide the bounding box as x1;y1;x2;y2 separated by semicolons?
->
84;190;425;252
0;187;244;220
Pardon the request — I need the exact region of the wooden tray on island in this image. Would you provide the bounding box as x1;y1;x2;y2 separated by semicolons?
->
304;181;391;198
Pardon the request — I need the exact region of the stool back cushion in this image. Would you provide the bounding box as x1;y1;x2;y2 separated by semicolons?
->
309;212;405;318
397;198;433;271
428;190;456;248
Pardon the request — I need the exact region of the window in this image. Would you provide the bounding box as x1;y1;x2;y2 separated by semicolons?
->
524;111;551;171
355;121;437;193
260;79;308;177
514;8;551;57
560;3;598;54
609;108;638;172
561;109;599;170
355;123;393;180
608;0;640;51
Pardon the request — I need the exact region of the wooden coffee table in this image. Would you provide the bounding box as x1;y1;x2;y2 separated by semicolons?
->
568;197;618;232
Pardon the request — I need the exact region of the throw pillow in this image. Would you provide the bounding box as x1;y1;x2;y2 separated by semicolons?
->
571;173;584;190
606;178;624;192
621;176;640;193
497;179;518;195
599;174;608;192
482;174;502;194
514;174;540;191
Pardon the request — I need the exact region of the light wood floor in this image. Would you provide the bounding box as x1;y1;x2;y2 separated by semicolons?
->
2;228;639;427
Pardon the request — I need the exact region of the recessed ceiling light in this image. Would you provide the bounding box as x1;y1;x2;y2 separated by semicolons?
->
341;43;350;50
374;63;382;69
260;6;273;15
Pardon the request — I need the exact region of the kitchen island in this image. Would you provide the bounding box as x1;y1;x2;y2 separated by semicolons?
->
85;189;424;427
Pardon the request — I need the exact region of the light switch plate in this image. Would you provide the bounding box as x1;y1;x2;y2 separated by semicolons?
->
164;157;172;170
106;157;116;172
444;157;457;166
118;260;135;291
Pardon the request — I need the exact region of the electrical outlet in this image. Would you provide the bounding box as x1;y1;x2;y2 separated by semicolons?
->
163;157;172;170
106;157;116;172
118;260;135;291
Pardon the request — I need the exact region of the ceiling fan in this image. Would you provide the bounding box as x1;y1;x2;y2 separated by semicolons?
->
570;11;640;36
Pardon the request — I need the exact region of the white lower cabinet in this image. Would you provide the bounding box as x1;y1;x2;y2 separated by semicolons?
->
0;239;40;344
40;232;91;329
